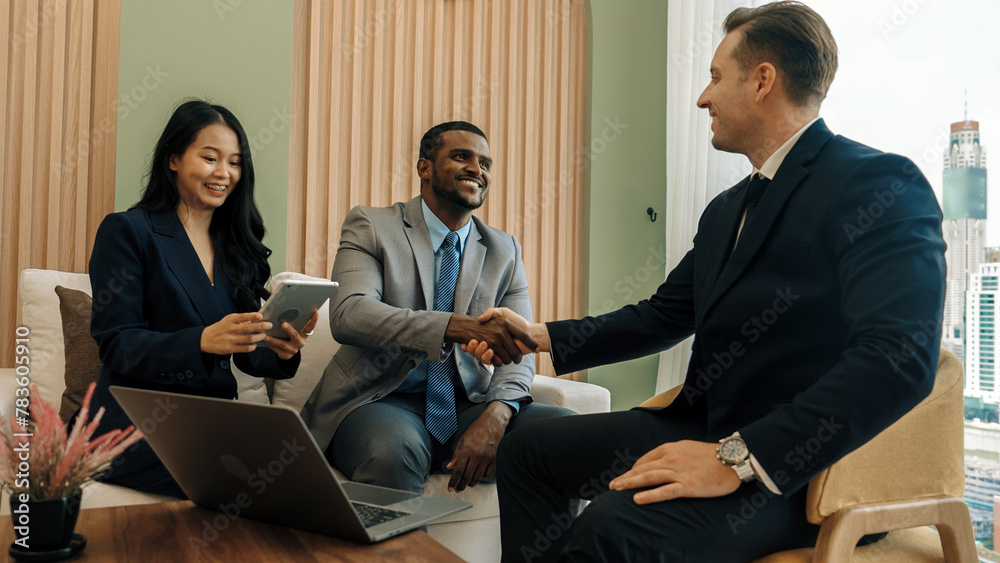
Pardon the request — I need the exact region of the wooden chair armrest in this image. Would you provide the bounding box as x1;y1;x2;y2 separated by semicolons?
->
812;496;976;563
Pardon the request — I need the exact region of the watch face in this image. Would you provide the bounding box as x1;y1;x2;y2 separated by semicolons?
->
719;437;749;464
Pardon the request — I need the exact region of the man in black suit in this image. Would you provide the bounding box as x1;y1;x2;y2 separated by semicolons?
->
465;2;947;561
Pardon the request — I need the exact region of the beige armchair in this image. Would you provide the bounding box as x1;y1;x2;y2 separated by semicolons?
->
642;349;977;562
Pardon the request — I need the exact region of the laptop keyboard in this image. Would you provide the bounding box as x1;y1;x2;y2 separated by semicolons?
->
351;502;409;528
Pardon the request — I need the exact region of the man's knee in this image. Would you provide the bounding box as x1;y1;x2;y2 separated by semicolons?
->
367;429;430;465
338;428;432;488
353;447;430;491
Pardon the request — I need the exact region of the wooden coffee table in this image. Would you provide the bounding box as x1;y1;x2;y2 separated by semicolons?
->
1;500;464;562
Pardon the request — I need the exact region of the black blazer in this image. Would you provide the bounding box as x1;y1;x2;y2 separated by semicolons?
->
548;120;946;494
87;209;298;477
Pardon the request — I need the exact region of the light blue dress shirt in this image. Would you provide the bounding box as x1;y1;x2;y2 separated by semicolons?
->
393;199;519;414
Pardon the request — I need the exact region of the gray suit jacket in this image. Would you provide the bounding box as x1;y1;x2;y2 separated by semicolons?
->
301;196;535;452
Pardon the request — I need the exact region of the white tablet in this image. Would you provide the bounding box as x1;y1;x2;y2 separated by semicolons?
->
257;279;338;345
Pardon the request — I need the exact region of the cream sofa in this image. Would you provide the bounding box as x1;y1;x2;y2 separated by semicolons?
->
0;268;611;562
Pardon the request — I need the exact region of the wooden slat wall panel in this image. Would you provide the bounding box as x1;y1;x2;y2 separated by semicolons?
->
0;0;119;367
289;0;586;378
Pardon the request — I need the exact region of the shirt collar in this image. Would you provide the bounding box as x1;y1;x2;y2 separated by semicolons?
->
754;116;820;181
421;198;472;253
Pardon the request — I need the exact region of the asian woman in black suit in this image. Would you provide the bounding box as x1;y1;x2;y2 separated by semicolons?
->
83;100;318;497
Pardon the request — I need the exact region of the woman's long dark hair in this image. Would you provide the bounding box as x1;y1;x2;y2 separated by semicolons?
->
130;99;271;310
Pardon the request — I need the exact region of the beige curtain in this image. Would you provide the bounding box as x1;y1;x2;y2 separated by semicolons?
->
0;0;120;367
289;0;586;378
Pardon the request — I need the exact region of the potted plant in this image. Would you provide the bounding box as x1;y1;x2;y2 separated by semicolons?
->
1;382;143;559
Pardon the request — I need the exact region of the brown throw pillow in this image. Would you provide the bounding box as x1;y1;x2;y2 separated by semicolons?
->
55;285;103;423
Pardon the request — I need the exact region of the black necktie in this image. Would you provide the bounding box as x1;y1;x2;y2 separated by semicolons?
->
744;174;770;225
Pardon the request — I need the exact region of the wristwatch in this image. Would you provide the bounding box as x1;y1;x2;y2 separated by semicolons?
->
717;433;756;482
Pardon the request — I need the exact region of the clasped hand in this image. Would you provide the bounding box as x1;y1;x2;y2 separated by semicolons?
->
201;311;320;360
460;308;538;367
446;312;537;366
608;440;741;504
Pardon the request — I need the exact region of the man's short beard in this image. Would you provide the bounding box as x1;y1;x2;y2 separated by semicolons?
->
432;176;485;210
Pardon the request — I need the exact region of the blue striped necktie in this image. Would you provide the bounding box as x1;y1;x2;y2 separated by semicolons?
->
425;231;460;443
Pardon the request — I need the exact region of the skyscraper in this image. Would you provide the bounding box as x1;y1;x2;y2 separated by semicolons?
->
967;263;998;400
942;114;989;383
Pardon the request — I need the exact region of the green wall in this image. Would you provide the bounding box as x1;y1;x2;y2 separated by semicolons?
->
113;0;668;410
115;0;293;272
583;0;668;410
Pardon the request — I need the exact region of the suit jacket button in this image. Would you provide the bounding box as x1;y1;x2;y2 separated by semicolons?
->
407;360;417;369
185;369;195;379
166;372;176;381
373;393;381;400
220;360;230;370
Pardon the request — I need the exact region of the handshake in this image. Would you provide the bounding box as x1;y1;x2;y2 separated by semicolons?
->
445;308;551;367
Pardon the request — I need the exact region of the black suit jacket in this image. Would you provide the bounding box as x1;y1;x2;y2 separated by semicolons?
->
87;209;298;477
548;120;946;494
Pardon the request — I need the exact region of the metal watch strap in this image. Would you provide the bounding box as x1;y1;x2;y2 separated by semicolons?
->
731;460;756;482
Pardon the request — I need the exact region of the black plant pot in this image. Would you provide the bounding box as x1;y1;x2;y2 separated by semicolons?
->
8;489;86;561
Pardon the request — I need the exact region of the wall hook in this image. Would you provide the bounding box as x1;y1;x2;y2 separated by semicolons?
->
646;207;657;222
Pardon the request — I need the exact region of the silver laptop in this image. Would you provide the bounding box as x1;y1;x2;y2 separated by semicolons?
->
109;386;471;543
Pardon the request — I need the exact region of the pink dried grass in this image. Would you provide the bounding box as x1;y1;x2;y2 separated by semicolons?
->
0;383;143;500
